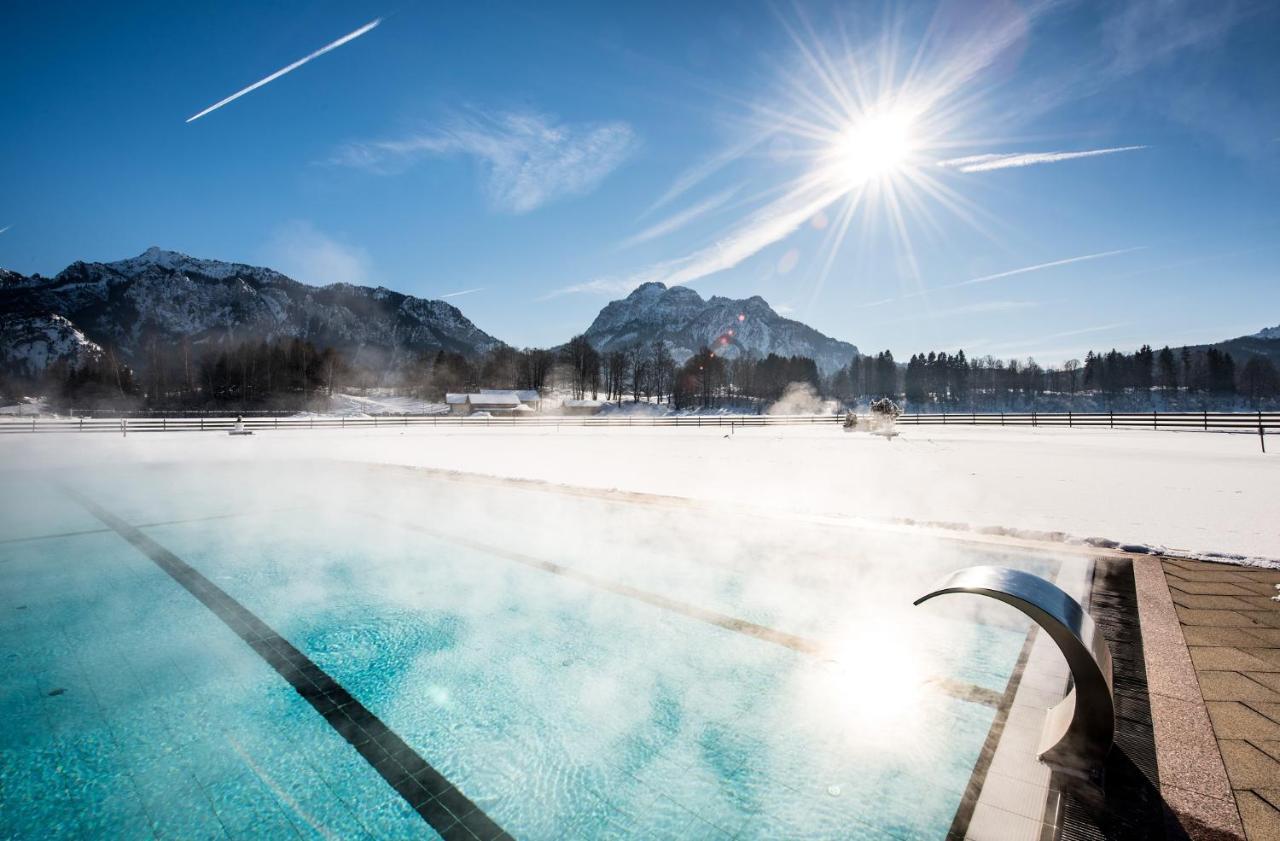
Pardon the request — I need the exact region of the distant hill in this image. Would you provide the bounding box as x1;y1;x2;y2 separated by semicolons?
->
1194;326;1280;368
583;282;859;374
0;248;502;375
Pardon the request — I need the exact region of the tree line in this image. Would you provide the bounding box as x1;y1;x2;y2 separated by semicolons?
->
5;332;1278;413
830;344;1279;410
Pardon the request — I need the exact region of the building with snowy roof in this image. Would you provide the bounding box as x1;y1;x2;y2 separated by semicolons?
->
445;390;542;415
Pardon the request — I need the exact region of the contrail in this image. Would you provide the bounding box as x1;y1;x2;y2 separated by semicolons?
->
439;287;484;299
936;145;1147;173
186;18;381;123
947;247;1144;288
0;225;10;235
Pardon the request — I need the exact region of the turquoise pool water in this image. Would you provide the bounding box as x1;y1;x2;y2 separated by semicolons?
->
0;464;1071;839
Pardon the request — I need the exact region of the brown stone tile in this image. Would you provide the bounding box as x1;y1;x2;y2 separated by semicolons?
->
1256;741;1280;764
1206;702;1280;741
1192;648;1279;672
1259;790;1280;812
1163;784;1247;841
1220;740;1280;789
1166;558;1213;570
1245;629;1280;646
1199;672;1280;703
1240;612;1280;629
1235;791;1280;841
1234;569;1280;583
1238;596;1280;611
1172;569;1261;583
1184;627;1272;647
1179;607;1268;627
1252;703;1280;727
1234;581;1280;597
1172;580;1264;597
1178;594;1266;610
1249;673;1280;693
1244;649;1280;671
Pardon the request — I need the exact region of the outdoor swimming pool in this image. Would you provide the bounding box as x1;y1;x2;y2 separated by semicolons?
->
0;462;1083;839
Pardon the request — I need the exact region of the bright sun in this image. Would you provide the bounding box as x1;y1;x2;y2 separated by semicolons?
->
835;109;918;184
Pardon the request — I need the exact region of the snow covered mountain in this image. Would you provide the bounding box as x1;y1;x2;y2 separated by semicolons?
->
0;248;502;374
0;312;104;375
584;282;859;374
1253;324;1280;341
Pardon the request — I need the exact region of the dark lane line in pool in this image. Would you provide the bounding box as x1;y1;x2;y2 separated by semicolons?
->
0;527;114;547
62;487;513;841
0;506;308;549
356;509;1003;710
944;624;1038;840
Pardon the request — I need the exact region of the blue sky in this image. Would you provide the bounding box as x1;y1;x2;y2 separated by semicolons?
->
2;0;1278;362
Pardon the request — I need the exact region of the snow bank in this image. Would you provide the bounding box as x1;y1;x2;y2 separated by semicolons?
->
2;424;1274;567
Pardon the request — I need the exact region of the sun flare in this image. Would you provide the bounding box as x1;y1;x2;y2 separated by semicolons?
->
834;109;919;183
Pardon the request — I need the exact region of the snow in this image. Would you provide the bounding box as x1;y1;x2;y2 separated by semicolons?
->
321;392;449;416
2;423;1274;567
584;281;858;374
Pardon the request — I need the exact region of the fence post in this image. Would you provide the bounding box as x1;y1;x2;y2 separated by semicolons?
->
163;417;166;431
1033;411;1037;428
1109;411;1113;429
1261;411;1266;454
1203;411;1208;432
943;412;947;425
1153;411;1157;431
1068;411;1072;428
275;416;278;429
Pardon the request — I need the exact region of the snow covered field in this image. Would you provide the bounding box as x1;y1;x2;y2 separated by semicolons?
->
2;423;1274;565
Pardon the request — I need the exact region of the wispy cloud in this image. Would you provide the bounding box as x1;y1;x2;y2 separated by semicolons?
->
936;146;1148;173
552;176;845;297
642;135;767;217
852;297;901;309
980;322;1130;355
0;225;10;235
438;287;483;299
331;110;637;214
882;300;1038;326
539;276;646;300
620;187;739;249
187;18;381;123
945;247;1143;289
260;220;370;286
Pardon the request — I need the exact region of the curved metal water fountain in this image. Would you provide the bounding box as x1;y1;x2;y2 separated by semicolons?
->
914;565;1114;780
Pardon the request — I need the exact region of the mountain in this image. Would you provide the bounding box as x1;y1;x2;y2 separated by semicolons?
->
1199;327;1280;369
0;248;502;375
583;282;859;374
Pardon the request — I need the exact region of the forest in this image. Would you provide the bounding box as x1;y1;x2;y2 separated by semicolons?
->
3;334;1278;413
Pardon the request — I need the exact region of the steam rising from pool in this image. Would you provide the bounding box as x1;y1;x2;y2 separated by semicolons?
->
0;428;1078;836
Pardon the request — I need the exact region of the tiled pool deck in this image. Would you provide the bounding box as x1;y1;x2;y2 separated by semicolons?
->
1138;556;1280;841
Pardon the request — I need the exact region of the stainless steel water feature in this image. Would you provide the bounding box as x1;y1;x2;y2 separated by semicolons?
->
914;565;1115;780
